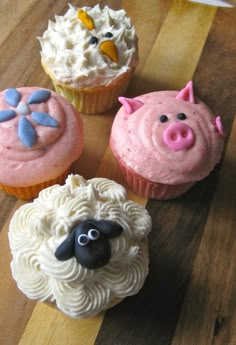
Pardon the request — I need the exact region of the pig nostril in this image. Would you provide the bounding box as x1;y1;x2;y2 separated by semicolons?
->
181;130;187;138
171;133;177;140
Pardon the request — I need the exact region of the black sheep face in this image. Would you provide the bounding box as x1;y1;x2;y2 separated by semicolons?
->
55;220;123;269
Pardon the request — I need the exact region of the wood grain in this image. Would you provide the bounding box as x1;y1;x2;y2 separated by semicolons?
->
0;1;235;345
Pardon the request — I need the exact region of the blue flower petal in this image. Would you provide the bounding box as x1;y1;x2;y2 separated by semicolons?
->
18;117;36;148
0;110;17;122
31;112;59;127
4;88;21;107
27;90;51;104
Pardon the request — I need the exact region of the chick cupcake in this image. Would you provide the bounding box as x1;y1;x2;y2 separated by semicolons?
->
8;174;151;318
0;87;83;199
38;4;138;114
110;81;225;200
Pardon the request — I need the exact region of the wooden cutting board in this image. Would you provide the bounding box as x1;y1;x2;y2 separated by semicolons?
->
0;1;235;344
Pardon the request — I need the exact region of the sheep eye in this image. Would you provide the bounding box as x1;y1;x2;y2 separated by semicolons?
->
159;115;168;123
105;32;113;38
78;234;90;246
89;36;98;45
177;113;186;120
88;229;100;241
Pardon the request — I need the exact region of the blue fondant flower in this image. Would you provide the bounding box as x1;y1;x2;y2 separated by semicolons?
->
0;88;59;148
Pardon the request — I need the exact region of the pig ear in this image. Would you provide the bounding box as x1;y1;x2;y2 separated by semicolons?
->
176;81;196;104
55;228;76;261
214;116;225;137
118;96;144;114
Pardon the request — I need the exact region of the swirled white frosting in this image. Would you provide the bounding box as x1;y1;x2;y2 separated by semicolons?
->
39;4;138;88
9;174;151;318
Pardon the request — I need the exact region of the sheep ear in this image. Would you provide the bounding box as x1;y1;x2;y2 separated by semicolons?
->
118;96;144;114
176;81;196;103
91;220;123;238
55;228;76;261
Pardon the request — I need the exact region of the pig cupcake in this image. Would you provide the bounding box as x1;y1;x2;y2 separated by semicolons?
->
110;81;225;199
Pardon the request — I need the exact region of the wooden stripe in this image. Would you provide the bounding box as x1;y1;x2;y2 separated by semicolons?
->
171;115;236;345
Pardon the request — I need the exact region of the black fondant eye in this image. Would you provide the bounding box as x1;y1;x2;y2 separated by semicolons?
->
159;115;168;123
78;234;89;246
105;32;113;38
177;113;186;120
88;229;100;241
89;36;98;45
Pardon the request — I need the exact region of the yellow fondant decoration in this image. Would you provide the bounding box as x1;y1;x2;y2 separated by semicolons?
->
100;40;119;63
77;9;95;30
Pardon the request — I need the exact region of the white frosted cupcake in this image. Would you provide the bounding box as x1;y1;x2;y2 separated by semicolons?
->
39;4;138;114
9;174;151;318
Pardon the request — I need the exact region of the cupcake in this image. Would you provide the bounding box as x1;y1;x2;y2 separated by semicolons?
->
110;81;225;200
0;87;83;199
8;174;151;318
38;4;138;114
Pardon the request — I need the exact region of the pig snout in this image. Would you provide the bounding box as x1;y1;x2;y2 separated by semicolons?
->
163;123;195;151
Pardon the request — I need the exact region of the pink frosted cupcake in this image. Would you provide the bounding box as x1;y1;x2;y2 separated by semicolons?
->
0;87;83;199
110;81;225;200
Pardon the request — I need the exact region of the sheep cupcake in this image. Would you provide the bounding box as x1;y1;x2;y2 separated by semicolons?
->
9;174;151;318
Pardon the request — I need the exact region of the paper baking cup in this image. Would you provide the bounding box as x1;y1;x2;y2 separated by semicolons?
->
117;160;195;200
41;59;134;114
0;168;70;200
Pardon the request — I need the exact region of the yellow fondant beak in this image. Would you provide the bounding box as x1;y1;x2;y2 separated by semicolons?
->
100;40;119;63
77;9;95;30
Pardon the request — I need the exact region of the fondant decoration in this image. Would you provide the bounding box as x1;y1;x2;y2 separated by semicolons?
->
118;96;144;114
159;115;168;123
176;112;186;120
17;102;31;115
176;80;196;103
1;88;59;148
105;32;113;38
163;122;195;151
89;36;98;45
55;219;123;269
31;112;59;127
18;117;36;148
100;40;119;63
214;116;225;137
27;89;51;104
4;88;21;107
0;110;16;122
77;9;95;30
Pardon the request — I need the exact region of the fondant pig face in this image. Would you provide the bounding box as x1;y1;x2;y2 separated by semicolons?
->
113;81;225;184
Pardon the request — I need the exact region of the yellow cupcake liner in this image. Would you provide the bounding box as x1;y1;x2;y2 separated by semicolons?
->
41;59;134;114
0;168;70;200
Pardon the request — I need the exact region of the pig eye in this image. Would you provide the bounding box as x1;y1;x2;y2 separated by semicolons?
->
89;36;98;45
78;234;90;246
105;32;113;38
88;229;100;240
159;115;168;123
177;113;186;120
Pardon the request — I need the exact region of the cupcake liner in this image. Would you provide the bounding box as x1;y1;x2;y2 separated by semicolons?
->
0;168;70;200
117;159;195;200
41;59;134;114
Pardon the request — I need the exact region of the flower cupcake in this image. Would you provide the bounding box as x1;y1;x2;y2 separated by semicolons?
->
0;87;83;199
110;81;225;199
9;174;151;318
38;4;138;114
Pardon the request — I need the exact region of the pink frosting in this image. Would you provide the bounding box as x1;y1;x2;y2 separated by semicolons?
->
0;87;83;187
110;87;225;185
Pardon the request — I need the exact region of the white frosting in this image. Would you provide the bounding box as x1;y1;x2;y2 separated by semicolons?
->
9;175;151;318
39;4;138;88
